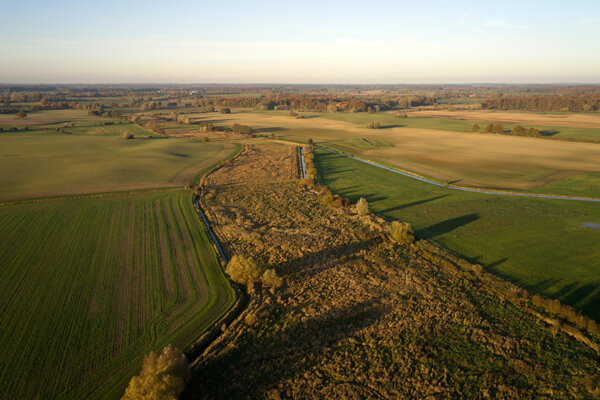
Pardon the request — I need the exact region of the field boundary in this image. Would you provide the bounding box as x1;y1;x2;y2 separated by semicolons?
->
317;145;600;203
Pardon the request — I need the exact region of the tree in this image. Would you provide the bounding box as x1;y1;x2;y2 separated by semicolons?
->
511;125;526;136
219;107;231;114
15;110;27;118
122;345;190;400
123;132;134;140
483;124;493;133
307;138;313;145
226;255;264;289
527;127;541;137
390;221;415;246
261;269;283;293
471;124;480;132
366;121;381;129
492;124;504;134
356;197;369;215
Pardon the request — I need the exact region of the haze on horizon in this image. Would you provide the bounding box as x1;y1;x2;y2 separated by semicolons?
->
1;0;599;84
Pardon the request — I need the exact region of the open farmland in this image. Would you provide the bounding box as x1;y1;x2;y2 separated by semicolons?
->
314;147;600;321
0;132;234;201
0;190;235;399
173;109;600;195
0;109;106;127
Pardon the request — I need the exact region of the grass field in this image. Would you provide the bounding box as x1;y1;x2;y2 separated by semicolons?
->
0;109;108;127
314;147;600;321
0;190;235;399
0;133;234;200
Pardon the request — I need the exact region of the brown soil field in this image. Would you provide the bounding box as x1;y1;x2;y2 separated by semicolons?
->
183;143;600;399
183;111;600;190
406;110;600;129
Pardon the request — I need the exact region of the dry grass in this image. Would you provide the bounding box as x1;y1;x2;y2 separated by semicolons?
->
183;143;600;399
407;110;600;129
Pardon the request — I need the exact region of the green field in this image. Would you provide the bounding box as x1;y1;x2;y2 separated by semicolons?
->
315;147;600;321
0;132;231;201
0;190;235;399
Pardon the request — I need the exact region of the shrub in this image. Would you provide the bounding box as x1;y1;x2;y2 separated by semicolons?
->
261;269;283;293
16;110;27;118
232;123;253;135
201;136;209;142
122;345;190;400
366;121;381;129
226;255;264;290
471;124;480;132
390;221;415;245
356;197;369;215
307;138;313;145
483;124;493;133
492;124;504;134
219;107;231;114
123;132;134;140
288;111;298;117
527;127;541;137
295;114;305;119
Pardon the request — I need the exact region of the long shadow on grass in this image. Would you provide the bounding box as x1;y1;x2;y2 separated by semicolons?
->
274;237;382;277
553;282;600;321
184;300;390;399
418;213;480;239
380;195;449;213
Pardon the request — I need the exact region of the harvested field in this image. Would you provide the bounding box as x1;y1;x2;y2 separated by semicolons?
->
167;110;600;193
407;110;600;129
0;133;234;201
184;144;600;399
0;190;235;399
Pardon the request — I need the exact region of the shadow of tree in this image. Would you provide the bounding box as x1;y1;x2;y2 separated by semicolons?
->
379;195;449;213
417;213;480;239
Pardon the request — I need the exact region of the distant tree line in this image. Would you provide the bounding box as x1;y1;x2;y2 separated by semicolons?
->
482;95;600;112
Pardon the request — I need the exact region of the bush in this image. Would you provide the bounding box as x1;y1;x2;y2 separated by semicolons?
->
201;136;209;142
471;124;480;132
16;110;27;118
226;255;264;290
356;197;369;215
219;108;231;114
261;269;283;293
123;132;134;140
390;221;415;245
288;111;298;117
122;345;190;400
366;121;381;129
492;124;504;134
307;138;313;145
483;124;493;133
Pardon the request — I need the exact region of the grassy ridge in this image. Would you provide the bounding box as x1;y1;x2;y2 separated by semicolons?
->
0;190;235;399
314;147;600;321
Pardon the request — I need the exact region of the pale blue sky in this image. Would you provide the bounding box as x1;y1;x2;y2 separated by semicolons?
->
1;0;599;83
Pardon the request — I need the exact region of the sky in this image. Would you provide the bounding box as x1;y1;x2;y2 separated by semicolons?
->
1;0;599;84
